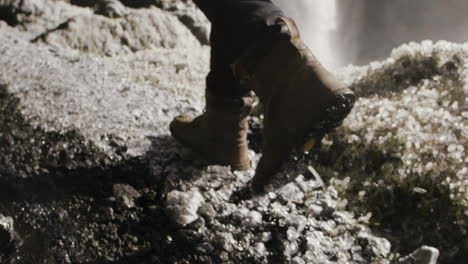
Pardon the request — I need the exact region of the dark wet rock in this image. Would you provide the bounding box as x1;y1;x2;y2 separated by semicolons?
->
399;246;440;264
0;0;42;25
94;0;126;18
101;207;115;220
0;214;20;254
139;188;158;204
358;232;392;258
70;0;97;7
113;184;141;208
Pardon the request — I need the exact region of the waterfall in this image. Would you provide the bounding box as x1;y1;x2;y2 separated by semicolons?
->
273;0;340;69
274;0;468;68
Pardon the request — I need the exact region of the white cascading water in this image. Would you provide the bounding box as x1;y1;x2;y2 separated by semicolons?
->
273;0;340;69
275;0;468;68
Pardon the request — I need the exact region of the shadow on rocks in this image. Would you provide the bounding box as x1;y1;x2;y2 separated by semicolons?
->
0;130;223;264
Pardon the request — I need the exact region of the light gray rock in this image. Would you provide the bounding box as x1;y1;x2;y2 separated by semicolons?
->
171;4;210;45
151;0;210;45
1;1;202;55
277;182;305;203
41;5;201;56
333;211;355;224
234;208;263;226
307;204;324;217
291;256;305;264
399;246;440;264
166;189;205;226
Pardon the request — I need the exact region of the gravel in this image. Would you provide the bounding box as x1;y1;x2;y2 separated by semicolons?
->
161;163;391;263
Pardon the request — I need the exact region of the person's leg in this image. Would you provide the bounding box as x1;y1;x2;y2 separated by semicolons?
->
171;1;356;193
194;0;284;98
232;17;356;193
170;0;284;170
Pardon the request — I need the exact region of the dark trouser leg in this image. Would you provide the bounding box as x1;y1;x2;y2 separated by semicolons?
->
193;0;284;98
169;1;282;170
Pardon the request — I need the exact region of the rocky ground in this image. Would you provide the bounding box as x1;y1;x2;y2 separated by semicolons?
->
0;1;466;264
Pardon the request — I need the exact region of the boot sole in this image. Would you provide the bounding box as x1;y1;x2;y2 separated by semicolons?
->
302;93;356;152
169;125;251;171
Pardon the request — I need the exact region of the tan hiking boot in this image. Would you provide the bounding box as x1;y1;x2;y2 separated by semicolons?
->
232;17;356;193
170;92;254;171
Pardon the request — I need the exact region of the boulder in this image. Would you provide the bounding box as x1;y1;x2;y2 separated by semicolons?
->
1;1;204;54
33;4;201;55
70;0;211;45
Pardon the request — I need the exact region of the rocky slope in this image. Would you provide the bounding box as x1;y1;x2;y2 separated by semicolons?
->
0;1;466;263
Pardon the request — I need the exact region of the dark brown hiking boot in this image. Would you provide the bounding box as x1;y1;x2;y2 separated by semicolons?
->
232;17;356;193
170;92;253;171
